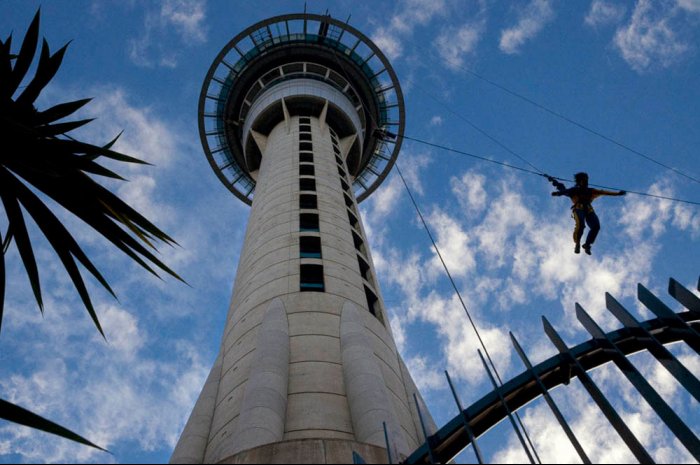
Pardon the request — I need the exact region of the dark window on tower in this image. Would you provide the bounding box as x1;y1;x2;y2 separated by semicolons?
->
299;124;311;132
299;132;312;141
300;213;320;232
300;141;313;151
300;264;325;292
352;230;367;256
364;285;379;317
300;164;315;176
347;210;359;229
299;116;311;124
335;155;343;165
341;178;350;192
300;152;314;163
357;255;370;281
333;145;341;155
338;165;347;178
344;193;353;208
300;236;322;258
300;194;318;209
300;178;316;192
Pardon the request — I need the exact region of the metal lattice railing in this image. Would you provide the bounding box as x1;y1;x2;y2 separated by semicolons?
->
399;276;700;464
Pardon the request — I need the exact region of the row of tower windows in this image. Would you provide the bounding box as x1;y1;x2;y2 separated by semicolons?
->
333;139;382;320
298;117;325;293
296;120;381;318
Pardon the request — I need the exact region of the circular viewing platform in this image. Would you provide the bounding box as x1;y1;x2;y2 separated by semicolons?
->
199;13;405;205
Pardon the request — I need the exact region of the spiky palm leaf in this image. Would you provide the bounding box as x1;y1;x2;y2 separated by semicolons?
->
0;11;183;450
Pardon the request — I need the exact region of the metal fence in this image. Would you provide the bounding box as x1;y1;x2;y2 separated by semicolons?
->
399;277;700;464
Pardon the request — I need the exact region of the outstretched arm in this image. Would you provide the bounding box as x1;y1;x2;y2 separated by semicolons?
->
592;188;626;198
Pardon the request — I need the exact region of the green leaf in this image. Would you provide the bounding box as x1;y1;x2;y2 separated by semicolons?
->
8;9;40;96
102;130;123;150
33;170;182;281
37;118;94;136
0;169;43;313
0;398;107;451
0;229;5;335
0;37;13;96
52;138;150;165
5;170;112;336
35;98;91;125
16;39;69;107
72;160;126;181
2;226;11;254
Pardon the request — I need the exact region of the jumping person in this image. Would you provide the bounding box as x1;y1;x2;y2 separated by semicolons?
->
547;172;625;255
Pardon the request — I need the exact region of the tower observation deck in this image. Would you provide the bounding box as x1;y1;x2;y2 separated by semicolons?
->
199;12;405;205
171;13;434;464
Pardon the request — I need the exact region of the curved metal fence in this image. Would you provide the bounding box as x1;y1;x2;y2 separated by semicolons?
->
400;277;700;464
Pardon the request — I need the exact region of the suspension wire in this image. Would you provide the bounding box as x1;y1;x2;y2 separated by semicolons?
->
405;39;700;186
414;82;546;175
395;162;540;464
399;134;700;207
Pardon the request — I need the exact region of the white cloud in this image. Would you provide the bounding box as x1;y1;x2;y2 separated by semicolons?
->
450;170;487;214
81;87;179;168
427;208;476;278
405;355;444;391
434;20;485;69
429;115;443;127
162;0;207;43
473;181;533;268
613;0;690;72
0;292;210;463
98;305;145;358
585;0;627;27
619;179;700;241
677;0;700;13
367;173;403;219
372;27;404;61
128;0;208;68
499;0;556;54
389;0;449;35
370;0;464;63
404;290;513;385
400;152;432;197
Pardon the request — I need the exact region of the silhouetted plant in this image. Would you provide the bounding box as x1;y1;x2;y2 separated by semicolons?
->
0;10;183;450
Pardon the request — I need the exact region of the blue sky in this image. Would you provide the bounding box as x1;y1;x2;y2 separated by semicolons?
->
1;0;699;463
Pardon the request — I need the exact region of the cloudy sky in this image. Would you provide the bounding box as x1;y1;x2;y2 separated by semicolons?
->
1;0;699;463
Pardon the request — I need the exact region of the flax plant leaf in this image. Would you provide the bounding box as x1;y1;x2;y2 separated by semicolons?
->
0;9;184;450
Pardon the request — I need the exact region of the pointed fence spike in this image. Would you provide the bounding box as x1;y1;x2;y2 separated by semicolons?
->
510;332;592;464
444;370;485;464
477;349;536;464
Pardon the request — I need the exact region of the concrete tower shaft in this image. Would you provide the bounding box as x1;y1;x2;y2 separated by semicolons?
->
171;13;434;464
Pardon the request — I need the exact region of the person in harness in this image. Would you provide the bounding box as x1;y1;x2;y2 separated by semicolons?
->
547;172;626;255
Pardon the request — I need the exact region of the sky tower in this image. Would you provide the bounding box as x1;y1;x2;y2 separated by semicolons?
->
170;13;435;464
